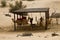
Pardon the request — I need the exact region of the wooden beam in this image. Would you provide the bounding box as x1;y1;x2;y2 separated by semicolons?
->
45;11;49;30
17;14;18;20
14;14;16;31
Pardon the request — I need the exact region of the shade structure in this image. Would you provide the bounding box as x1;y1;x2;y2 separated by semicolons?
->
11;8;49;13
10;8;49;31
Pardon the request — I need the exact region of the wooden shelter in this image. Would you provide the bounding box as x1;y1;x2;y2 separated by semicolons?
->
11;8;49;31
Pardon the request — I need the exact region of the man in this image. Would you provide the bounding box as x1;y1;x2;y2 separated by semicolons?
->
40;17;44;27
30;17;33;25
28;17;33;25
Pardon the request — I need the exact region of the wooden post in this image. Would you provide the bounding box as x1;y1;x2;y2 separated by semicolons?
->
17;14;18;20
45;11;49;30
17;14;18;29
14;13;16;31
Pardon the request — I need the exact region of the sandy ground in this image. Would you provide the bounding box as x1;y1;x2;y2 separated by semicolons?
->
0;23;60;40
0;28;60;40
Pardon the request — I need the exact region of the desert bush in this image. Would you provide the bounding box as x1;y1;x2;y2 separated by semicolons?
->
1;0;6;7
9;1;26;12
